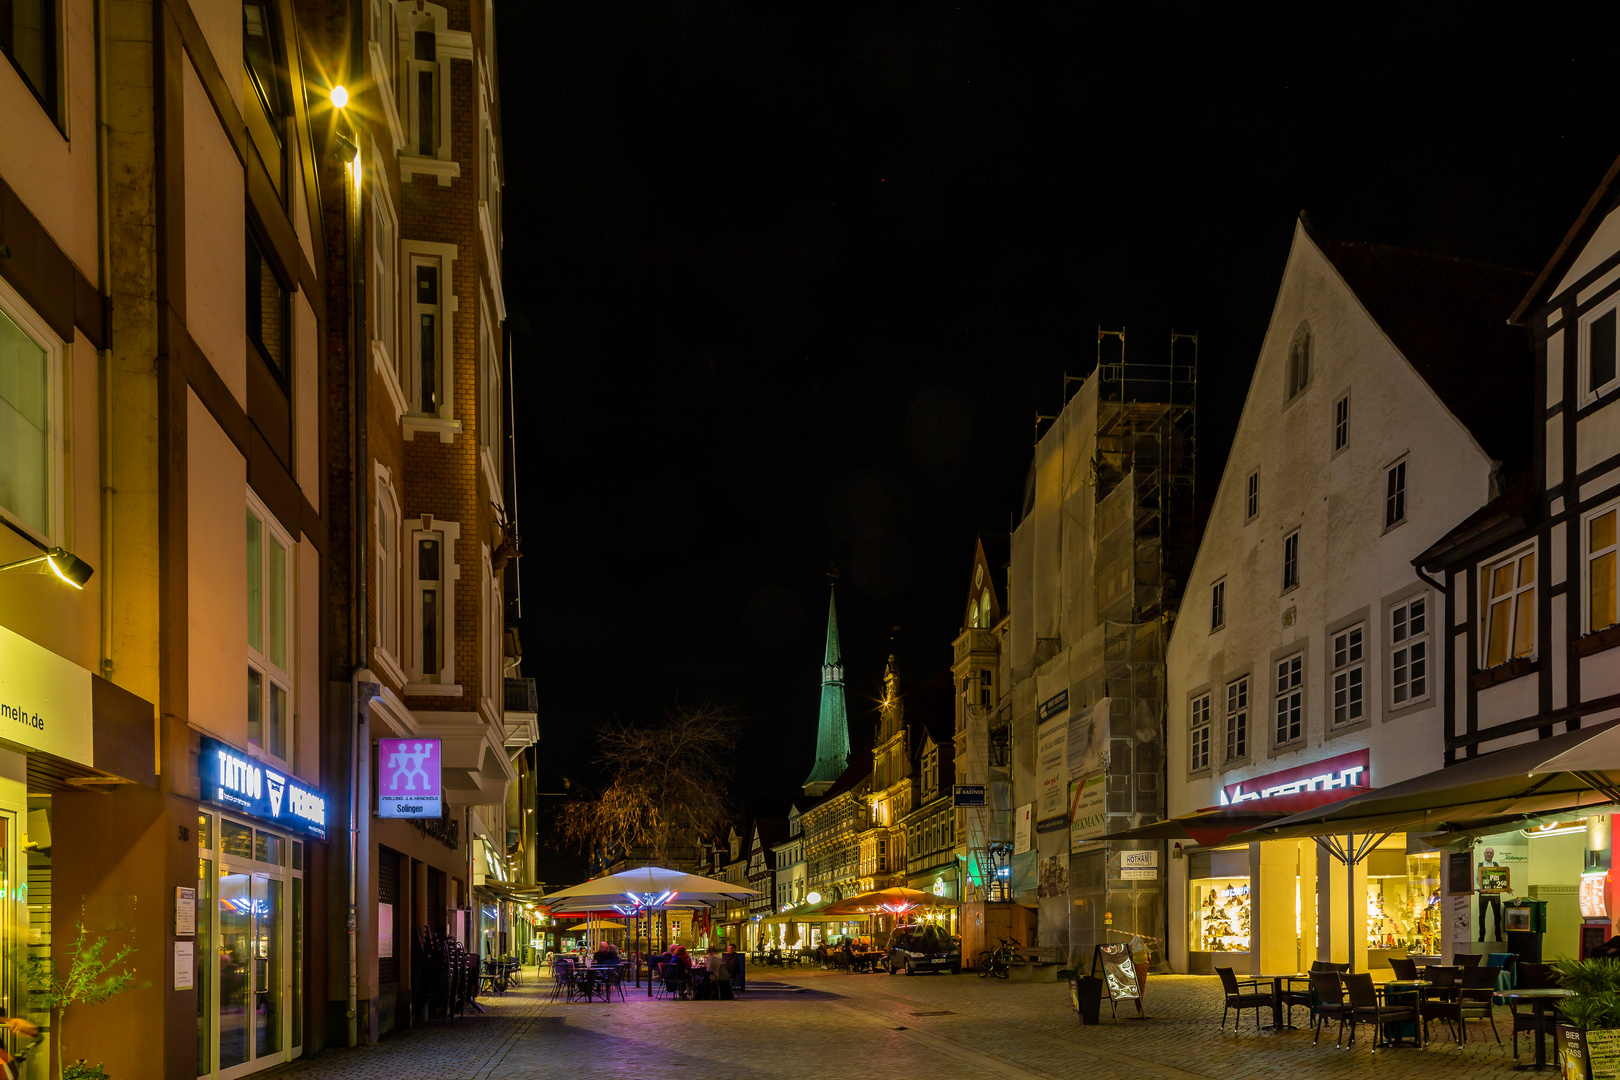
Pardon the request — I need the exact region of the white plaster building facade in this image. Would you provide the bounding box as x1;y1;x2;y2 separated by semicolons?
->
1165;218;1532;976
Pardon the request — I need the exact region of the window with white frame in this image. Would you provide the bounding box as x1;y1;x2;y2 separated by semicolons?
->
479;311;502;491
1190;692;1211;771
1275;654;1303;744
247;497;293;764
374;473;401;671
399;5;451;161
1330;625;1364;725
369;0;396;96
1588;504;1620;634
1224;677;1248;762
411;256;443;415
1287;323;1311;400
1390;595;1429;707
1210;579;1226;632
1245;470;1258;523
1333;394;1349;453
372;187;398;374
484;549;502;710
408;517;460;689
1385;459;1407;529
0;293;59;542
1583;299;1619;403
1282;529;1299;592
1482;544;1536;668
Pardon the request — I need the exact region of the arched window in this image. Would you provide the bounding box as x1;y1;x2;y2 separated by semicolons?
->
968;598;979;629
981;587;992;624
1287;322;1311;400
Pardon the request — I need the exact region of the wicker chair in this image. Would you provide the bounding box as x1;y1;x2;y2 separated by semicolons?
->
1389;956;1419;979
1423;965;1501;1045
1345;971;1417;1052
1310;971;1351;1047
1216;967;1273;1033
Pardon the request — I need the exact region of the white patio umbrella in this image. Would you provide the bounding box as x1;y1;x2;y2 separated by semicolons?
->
542;865;758;913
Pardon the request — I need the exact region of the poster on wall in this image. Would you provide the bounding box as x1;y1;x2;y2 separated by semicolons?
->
1014;803;1033;854
378;738;443;819
1065;698;1108;780
1451;895;1472;942
379;902;395;958
1069;774;1106;850
1037;854;1068;897
1036;692;1070;830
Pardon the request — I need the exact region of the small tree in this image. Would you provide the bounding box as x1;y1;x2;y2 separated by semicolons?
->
27;925;144;1080
556;703;736;866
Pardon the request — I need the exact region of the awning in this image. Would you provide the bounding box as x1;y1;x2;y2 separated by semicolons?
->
1106;806;1291;848
1246;719;1620;843
821;887;958;917
760;899;843;925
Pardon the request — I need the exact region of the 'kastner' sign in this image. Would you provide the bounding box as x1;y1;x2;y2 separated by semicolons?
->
1219;748;1370;806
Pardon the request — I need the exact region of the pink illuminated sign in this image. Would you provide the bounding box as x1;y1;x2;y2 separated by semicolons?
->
378;738;442;819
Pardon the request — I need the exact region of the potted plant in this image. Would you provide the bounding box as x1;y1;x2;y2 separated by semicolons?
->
27;924;145;1080
1553;956;1620;1080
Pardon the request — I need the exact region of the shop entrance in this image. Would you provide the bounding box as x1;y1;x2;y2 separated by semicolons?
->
198;812;303;1080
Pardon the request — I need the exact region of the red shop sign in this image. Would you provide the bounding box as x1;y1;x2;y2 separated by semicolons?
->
1219;748;1370;809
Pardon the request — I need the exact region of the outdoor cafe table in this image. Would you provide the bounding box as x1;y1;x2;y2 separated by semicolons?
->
1255;974;1310;1030
1381;979;1432;1047
1496;988;1571;1071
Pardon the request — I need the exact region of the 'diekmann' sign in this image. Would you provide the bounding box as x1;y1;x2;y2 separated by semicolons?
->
200;736;328;840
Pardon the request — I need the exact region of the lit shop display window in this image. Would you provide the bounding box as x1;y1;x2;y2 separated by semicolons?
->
1365;850;1441;958
1192;876;1251;953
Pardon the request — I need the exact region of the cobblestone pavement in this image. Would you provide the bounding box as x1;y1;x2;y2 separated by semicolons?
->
260;966;1554;1080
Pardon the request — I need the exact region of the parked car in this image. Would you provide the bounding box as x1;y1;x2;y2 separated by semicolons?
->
885;923;961;975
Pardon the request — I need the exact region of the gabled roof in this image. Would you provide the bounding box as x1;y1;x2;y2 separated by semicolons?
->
1413;472;1538;573
1312;234;1535;472
1512;150;1620;324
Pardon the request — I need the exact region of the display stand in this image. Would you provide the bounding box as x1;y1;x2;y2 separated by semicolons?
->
1091;941;1148;1021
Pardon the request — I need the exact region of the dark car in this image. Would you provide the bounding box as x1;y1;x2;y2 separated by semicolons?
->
885;923;961;975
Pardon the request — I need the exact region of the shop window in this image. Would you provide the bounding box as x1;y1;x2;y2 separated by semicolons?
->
1587;504;1620;634
247;497;292;764
1274;654;1303;744
1482;544;1536;668
0;295;58;541
1224;677;1248;762
2;0;61;123
1191;873;1250;953
1390;595;1429;706
1189;692;1211;771
1330;625;1364;726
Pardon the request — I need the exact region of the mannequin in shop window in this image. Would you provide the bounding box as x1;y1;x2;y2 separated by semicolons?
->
1478;847;1505;942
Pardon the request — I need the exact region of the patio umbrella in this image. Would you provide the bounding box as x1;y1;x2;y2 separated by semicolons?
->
1246;718;1620;843
542;866;758;914
821;887;951;917
579;919;626;932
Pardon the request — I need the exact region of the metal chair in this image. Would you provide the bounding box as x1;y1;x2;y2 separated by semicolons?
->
1344;971;1417;1053
1216;966;1272;1033
1389;956;1419;980
1424;965;1501;1045
1310;971;1350;1047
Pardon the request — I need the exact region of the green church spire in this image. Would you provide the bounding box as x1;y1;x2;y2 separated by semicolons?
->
803;585;850;795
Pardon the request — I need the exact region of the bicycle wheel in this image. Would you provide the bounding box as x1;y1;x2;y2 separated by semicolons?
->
977;950;995;977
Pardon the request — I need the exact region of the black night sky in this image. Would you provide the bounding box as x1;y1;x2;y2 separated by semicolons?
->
497;4;1620;803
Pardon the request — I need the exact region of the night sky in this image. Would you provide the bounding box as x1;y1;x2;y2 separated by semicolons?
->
497;4;1620;802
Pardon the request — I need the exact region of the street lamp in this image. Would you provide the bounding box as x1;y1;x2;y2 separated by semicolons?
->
329;84;349;109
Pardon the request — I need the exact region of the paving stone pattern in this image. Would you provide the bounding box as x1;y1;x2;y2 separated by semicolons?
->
260;967;1551;1079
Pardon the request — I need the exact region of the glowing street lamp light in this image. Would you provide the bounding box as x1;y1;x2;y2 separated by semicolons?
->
329;84;349;109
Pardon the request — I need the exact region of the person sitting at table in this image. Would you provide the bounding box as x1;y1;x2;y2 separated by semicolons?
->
666;945;695;999
592;941;619;967
724;944;745;991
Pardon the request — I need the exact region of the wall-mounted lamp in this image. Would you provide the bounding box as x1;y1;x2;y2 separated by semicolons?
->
0;547;94;589
330;84;349;109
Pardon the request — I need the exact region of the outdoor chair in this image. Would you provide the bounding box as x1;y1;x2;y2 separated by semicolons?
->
1216;966;1272;1033
1310;971;1350;1047
1344;971;1416;1053
1422;964;1461;1003
1455;953;1482;969
1424;965;1501;1045
1510;973;1562;1062
1389;956;1419;980
1517;962;1555;990
1310;960;1350;974
548;963;574;1003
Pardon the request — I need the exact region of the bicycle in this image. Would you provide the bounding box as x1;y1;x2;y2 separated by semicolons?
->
976;936;1017;979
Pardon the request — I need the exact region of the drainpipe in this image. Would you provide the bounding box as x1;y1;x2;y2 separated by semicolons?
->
93;0;114;685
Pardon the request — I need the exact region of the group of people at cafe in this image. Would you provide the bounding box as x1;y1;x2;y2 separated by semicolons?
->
655;944;744;1000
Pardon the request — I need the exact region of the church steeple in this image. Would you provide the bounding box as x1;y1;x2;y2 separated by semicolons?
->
803;584;851;796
